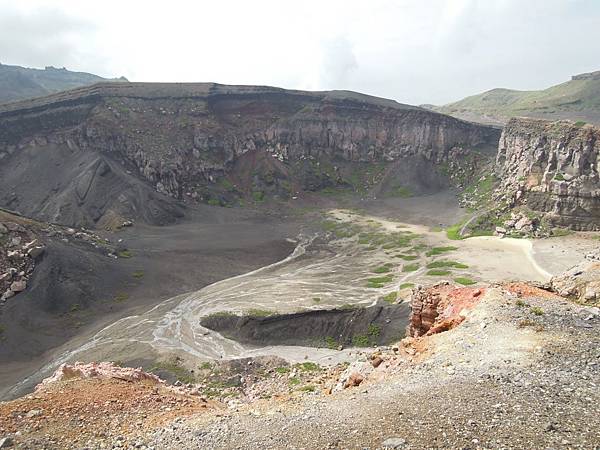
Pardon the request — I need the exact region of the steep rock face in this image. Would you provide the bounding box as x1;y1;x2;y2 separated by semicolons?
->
0;83;500;227
495;118;600;230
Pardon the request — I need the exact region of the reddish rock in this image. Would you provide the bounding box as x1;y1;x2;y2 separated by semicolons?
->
343;372;364;389
407;283;485;337
371;356;383;368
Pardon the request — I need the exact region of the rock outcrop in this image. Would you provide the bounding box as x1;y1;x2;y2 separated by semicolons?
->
37;362;164;388
0;208;114;307
550;248;600;304
0;215;43;304
495;118;600;230
407;282;484;337
0;82;500;227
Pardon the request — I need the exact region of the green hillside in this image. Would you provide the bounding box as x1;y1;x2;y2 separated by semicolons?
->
0;63;127;104
436;70;600;125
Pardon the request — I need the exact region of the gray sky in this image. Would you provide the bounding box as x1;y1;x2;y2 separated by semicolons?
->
1;0;599;105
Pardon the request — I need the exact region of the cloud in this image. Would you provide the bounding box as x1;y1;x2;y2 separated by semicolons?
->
318;36;359;89
0;4;98;70
0;0;599;105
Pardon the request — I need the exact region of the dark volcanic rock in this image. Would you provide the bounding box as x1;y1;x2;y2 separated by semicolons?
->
0;82;499;228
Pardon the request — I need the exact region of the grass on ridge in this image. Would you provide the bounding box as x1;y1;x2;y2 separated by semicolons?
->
244;309;274;317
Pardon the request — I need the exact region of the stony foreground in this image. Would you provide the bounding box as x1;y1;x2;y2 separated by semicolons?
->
0;281;598;449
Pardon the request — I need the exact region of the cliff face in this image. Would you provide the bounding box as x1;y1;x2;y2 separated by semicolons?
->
0;83;499;227
495;118;600;230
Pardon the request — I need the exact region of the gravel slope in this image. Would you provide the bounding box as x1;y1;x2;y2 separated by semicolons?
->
146;288;600;450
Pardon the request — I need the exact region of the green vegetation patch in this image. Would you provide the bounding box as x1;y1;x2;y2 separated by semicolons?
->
151;358;196;384
252;191;265;202
381;291;398;304
117;249;133;258
395;254;419;261
426;260;469;269
530;306;544;316
205;310;237;319
298;384;316;392
352;334;371;347
357;228;421;250
244;308;274;317
454;277;476;286
368;275;394;283
351;322;381;347
399;282;414;289
446;223;463;240
402;263;419;272
113;293;129;303
340;303;360;310
372;265;392;274
132;270;145;279
368;323;381;337
324;336;339;349
550;228;572;237
426;246;458;256
219;178;235;191
322;219;362;239
426;269;452;276
296;361;320;372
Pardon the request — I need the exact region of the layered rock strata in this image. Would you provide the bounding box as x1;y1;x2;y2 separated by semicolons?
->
0;83;499;227
495;118;600;230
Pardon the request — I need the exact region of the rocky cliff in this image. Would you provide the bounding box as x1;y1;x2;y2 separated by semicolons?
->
0;82;499;228
495;118;600;230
